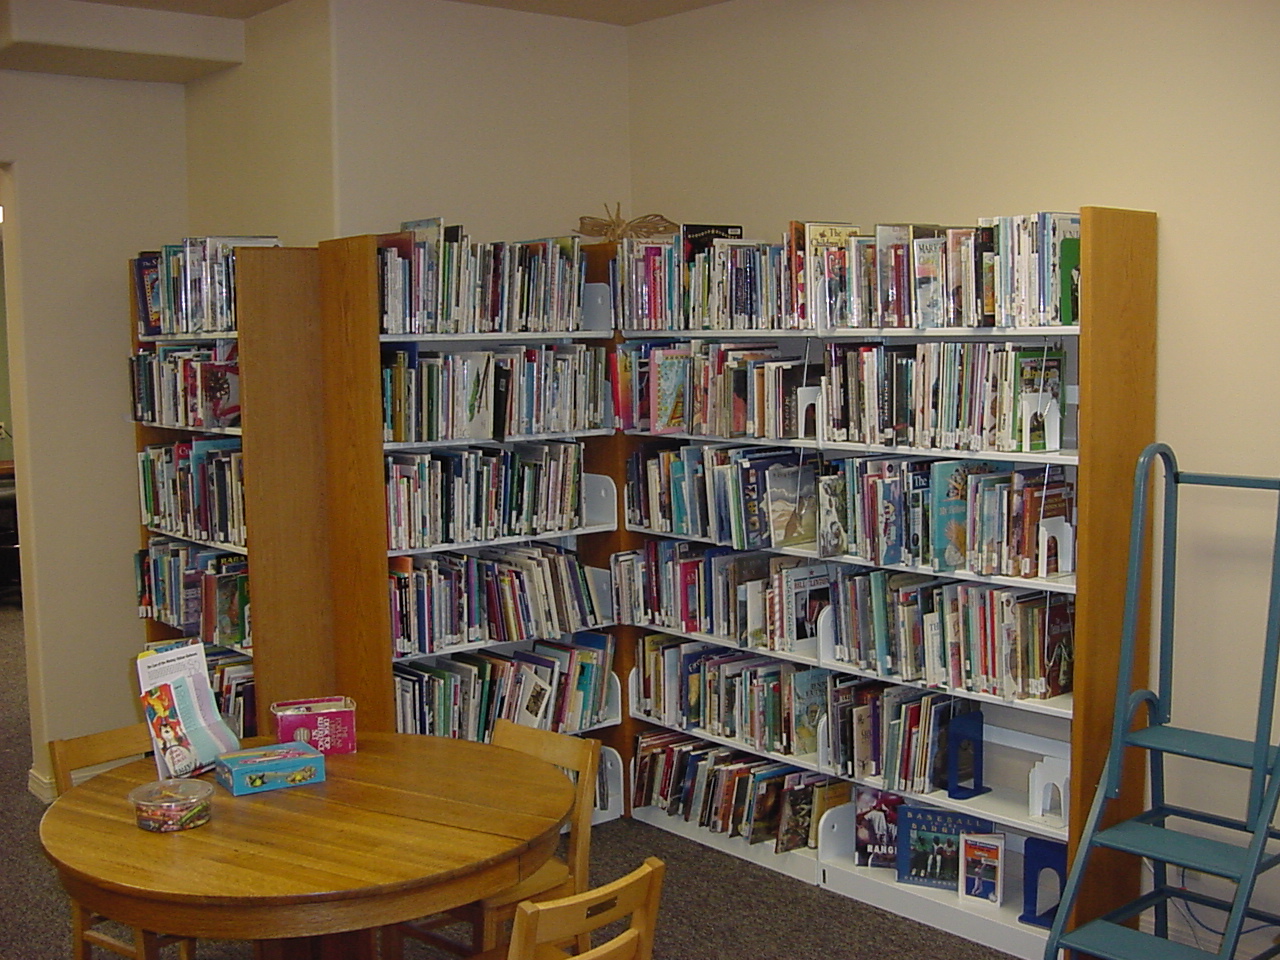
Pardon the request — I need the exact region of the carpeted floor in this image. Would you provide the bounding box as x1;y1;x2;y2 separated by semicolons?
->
0;603;1019;959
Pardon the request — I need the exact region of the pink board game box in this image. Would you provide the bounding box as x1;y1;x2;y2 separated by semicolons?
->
270;696;357;754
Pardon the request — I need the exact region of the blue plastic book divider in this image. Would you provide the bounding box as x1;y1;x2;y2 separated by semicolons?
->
1019;836;1067;928
946;709;989;800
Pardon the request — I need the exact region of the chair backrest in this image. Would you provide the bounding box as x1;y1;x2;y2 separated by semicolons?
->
49;721;152;796
505;857;665;960
490;718;599;893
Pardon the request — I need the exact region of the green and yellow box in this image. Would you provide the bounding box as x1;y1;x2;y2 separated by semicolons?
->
215;742;325;796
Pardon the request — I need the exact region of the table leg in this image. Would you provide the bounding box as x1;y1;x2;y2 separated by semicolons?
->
252;930;378;960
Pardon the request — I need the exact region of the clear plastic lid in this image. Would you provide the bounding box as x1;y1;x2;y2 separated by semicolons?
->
128;778;214;808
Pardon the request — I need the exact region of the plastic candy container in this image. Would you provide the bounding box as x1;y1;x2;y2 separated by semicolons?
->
127;778;214;832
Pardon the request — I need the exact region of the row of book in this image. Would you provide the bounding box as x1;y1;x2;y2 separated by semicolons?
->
613;543;1073;701
633;727;852;854
380;220;588;336
132;237;280;338
388;545;609;656
827;679;987;792
134;536;251;649
137;437;245;549
381;342;609;444
634;737;1020;906
386;441;584;552
615;213;1079;332
617;337;1067;455
825;339;1066;453
130;340;241;431
626;444;1076;582
637;634;993;790
852;787;1012;905
637;634;830;756
828;568;1073;700
393;631;615;740
615;543;833;654
206;645;256;737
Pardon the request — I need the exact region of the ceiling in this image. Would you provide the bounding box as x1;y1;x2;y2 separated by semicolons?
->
78;0;734;26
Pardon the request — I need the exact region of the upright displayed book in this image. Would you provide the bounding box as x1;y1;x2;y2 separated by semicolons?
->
896;805;994;891
959;832;1006;905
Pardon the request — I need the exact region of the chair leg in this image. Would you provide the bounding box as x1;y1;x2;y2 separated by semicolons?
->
478;907;506;952
138;929;166;960
70;902;92;960
175;935;196;960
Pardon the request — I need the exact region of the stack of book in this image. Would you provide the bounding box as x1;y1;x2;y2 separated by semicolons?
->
393;631;615;739
616;214;1080;332
381;220;585;335
388;544;608;656
133;236;280;337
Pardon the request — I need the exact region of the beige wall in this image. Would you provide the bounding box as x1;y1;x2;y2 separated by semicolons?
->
328;0;633;241
628;0;1280;941
0;69;187;781
185;0;334;245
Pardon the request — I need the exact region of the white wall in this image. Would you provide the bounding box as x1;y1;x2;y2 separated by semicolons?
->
185;0;334;245
627;0;1280;943
328;0;633;242
0;68;187;781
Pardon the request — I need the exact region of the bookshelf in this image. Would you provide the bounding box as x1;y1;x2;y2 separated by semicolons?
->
125;208;1152;957
131;246;339;735
316;231;624;747
610;207;1156;958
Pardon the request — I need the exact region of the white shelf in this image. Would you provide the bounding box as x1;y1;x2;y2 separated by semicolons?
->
816;803;1048;960
630;802;822;884
620;325;1079;340
628;777;1049;960
626;667;1068;841
385;428;614;451
143;526;247;556
135;420;243;436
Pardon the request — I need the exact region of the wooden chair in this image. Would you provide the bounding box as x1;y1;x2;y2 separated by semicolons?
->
49;722;197;960
384;719;600;957
473;857;665;960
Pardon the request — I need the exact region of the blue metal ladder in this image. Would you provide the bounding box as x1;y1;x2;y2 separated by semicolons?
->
1046;443;1280;960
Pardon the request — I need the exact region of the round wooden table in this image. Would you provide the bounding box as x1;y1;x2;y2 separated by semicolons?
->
40;732;575;959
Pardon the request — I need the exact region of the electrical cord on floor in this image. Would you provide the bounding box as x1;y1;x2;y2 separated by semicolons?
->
1143;861;1279;948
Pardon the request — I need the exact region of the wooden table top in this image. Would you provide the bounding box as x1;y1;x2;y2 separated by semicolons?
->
40;732;575;943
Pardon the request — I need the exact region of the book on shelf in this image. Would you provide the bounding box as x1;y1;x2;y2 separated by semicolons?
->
774;771;848;854
929;460;1013;574
855;786;906;868
132;250;164;338
959;832;1006;906
141;237;280;337
795;222;861;330
649;344;693;434
681;224;743;329
895;805;994;891
1014;346;1065;453
764;460;818;550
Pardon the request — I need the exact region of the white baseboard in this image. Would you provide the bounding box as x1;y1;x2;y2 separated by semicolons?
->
28;766;55;803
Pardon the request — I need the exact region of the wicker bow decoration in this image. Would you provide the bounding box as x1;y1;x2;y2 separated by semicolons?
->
577;203;678;241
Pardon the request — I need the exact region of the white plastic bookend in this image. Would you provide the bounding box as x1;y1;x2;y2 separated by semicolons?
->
1029;755;1070;824
1037;517;1074;578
